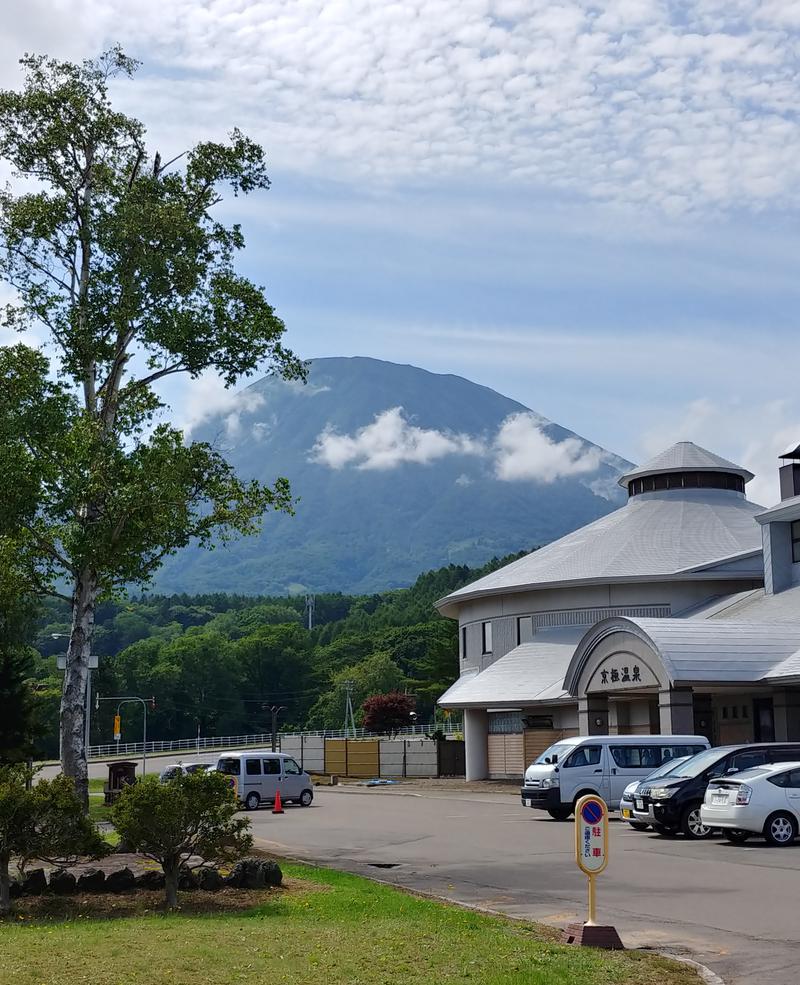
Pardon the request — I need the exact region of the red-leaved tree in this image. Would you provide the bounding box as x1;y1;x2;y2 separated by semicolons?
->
362;691;416;734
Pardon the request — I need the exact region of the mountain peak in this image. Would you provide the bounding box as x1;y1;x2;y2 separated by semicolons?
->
156;357;632;595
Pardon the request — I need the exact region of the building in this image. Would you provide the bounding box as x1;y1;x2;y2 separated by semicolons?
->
437;441;800;780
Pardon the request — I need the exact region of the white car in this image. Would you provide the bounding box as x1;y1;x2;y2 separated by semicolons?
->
158;762;214;782
700;761;800;846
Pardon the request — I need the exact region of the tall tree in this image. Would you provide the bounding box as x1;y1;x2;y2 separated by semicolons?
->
0;49;304;805
0;546;39;763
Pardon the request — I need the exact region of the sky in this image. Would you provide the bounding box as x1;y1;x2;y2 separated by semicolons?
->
2;0;800;504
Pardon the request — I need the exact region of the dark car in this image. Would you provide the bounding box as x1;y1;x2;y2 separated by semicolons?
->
633;743;800;839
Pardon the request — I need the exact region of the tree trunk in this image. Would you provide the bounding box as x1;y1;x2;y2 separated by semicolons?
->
60;569;98;810
164;866;179;909
0;854;11;916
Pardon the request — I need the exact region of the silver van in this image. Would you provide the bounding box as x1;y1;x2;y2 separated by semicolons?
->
520;734;710;819
216;750;314;811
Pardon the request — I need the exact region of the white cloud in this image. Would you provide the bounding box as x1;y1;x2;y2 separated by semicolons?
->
311;406;606;482
177;374;265;440
5;0;800;212
310;407;485;470
494;412;603;482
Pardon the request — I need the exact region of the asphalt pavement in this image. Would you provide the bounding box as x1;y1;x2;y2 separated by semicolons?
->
246;784;800;985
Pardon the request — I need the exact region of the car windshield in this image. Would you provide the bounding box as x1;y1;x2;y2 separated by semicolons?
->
185;764;212;774
534;742;574;765
644;756;690;781
667;748;726;779
217;758;240;776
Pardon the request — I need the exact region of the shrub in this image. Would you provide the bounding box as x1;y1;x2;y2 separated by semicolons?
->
111;770;252;908
0;766;108;914
362;691;416;734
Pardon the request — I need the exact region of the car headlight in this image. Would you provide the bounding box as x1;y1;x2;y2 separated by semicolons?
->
541;777;559;788
623;783;638;797
651;787;676;799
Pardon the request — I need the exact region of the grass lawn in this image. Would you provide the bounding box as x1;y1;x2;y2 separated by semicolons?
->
0;863;700;985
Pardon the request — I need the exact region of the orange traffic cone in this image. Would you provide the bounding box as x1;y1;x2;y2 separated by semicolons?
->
272;789;284;814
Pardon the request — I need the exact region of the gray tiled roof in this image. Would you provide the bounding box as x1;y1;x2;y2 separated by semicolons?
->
439;489;763;611
618;442;754;488
630;618;800;683
438;631;579;708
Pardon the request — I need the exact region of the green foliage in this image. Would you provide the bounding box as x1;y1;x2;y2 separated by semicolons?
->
29;552;525;748
111;771;252;907
0;47;304;793
0;766;108;913
0;557;41;762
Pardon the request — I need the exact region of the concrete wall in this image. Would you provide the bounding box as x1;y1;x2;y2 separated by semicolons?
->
281;735;325;774
403;738;439;777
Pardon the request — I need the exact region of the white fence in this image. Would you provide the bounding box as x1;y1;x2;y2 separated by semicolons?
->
88;721;461;761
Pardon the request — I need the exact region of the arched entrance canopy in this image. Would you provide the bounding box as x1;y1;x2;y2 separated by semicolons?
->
566;617;800;699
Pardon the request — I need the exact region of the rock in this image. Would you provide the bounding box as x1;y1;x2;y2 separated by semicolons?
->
225;857;283;890
260;860;282;888
134;870;165;890
105;867;135;893
197;868;223;892
22;868;47;896
48;869;77;895
178;869;199;891
76;868;106;893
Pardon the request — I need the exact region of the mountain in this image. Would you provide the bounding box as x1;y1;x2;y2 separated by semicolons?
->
153;357;633;595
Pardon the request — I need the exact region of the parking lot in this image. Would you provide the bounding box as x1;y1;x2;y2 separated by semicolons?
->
247;783;800;985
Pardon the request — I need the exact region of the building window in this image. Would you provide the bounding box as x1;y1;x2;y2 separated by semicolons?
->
461;626;467;660
516;615;533;645
792;520;800;563
482;621;493;654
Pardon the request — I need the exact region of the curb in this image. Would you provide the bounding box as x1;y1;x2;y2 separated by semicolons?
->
655;952;727;985
254;840;727;984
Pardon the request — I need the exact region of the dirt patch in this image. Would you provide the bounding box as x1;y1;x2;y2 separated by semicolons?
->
3;880;311;923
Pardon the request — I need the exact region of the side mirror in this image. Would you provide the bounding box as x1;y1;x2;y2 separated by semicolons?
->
726;767;738;775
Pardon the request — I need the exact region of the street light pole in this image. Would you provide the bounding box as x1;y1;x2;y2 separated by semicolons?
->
97;695;153;777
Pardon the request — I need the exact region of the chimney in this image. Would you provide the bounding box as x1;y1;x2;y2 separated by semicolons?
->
779;442;800;501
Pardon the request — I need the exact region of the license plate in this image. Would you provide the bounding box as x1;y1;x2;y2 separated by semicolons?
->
621;809;631;819
712;794;728;805
635;799;644;810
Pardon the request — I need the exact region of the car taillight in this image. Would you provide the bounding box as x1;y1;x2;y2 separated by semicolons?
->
735;785;752;806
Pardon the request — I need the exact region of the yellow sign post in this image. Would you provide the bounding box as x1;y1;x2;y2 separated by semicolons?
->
113;714;121;742
562;794;622;949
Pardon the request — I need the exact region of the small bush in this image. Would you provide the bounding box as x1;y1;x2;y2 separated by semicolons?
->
111;770;252;908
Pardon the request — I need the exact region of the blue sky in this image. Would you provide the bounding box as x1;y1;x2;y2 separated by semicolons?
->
3;0;800;503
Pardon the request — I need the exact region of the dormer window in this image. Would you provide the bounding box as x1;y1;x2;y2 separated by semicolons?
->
792;520;800;563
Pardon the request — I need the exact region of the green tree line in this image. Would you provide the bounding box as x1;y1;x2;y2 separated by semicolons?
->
28;551;528;755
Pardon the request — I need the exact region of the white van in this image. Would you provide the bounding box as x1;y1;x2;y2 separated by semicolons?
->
216;750;314;811
520;734;710;820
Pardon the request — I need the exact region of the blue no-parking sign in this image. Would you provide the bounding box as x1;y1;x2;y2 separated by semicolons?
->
575;794;608;876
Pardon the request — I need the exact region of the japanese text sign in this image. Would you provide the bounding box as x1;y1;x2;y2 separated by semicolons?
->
575;795;608;876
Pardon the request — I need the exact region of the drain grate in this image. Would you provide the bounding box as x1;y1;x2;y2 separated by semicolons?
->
367;862;400;869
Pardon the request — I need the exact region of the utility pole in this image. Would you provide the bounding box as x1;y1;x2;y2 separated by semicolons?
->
304;593;315;631
264;704;287;752
343;680;357;738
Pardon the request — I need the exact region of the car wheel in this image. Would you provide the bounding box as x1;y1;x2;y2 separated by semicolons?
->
764;812;797;847
629;821;650;832
547;808;572;821
652;823;677;836
681;805;713;839
724;829;751;844
299;789;314;807
244;792;261;811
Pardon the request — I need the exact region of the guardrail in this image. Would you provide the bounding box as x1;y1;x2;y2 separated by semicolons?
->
88;721;461;761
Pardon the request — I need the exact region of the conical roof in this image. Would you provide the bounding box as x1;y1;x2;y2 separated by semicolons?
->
618;442;753;489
